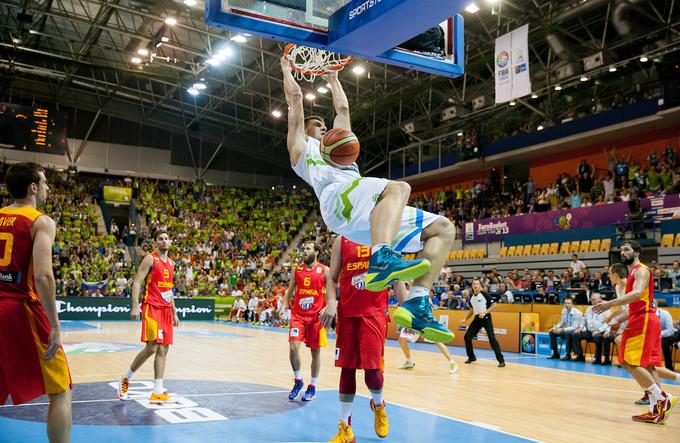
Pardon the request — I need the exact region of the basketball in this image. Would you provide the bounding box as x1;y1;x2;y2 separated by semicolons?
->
320;128;360;167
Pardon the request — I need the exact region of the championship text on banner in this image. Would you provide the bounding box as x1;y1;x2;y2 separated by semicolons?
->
494;24;531;104
55;297;215;320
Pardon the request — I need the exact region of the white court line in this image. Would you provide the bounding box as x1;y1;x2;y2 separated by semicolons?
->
353;394;544;443
0;390;291;408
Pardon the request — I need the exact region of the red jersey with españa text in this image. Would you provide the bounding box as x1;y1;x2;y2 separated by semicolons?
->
338;237;388;318
626;263;655;319
0;206;43;302
293;263;326;316
143;251;175;308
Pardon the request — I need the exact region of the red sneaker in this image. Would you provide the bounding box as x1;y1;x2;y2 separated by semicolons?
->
655;394;677;424
632;411;659;423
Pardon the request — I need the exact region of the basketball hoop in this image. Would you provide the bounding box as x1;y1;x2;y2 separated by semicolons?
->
283;43;353;82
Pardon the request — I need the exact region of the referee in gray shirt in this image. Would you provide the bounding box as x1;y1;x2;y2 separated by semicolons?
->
460;279;505;367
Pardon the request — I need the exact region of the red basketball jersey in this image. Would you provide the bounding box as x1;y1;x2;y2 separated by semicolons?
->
292;263;326;316
0;206;43;302
626;263;655;318
143;251;175;308
338;237;388;318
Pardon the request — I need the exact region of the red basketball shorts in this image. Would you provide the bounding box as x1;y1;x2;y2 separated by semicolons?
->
335;315;388;370
289;313;327;348
0;298;72;405
141;303;174;345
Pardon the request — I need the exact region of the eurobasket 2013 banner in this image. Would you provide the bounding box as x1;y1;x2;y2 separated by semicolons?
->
494;24;531;104
103;185;132;204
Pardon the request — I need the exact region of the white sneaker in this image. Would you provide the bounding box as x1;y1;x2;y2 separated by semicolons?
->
399;361;416;369
449;361;459;374
117;376;129;400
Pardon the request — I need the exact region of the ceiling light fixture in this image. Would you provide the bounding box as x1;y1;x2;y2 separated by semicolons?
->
161;36;169;42
184;0;197;5
305;93;316;100
537;125;544;131
465;3;480;13
352;65;365;75
206;57;221;66
272;110;282;118
580;76;588;82
188;87;199;96
193;82;207;90
609;66;617;72
509;100;516;106
131;57;142;64
639;56;648;62
554;85;562;91
165;17;177;26
137;48;149;56
317;86;328;94
230;35;247;43
531;93;538;99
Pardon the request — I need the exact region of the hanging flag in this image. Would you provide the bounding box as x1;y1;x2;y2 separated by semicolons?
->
495;24;531;104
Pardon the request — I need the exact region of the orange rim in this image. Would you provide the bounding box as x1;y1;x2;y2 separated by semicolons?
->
284;43;353;75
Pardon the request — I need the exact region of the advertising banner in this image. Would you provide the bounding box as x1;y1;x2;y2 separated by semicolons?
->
387;308;520;353
466;195;680;242
56;297;214;320
103;186;132;204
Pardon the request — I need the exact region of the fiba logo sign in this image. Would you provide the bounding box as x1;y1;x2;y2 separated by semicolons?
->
496;51;509;68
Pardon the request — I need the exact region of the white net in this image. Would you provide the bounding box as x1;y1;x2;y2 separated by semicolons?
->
284;44;353;82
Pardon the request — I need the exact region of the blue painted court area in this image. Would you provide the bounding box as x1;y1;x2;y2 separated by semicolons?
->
59;320;97;331
0;381;534;443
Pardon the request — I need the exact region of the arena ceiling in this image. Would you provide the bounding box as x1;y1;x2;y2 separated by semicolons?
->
1;0;679;177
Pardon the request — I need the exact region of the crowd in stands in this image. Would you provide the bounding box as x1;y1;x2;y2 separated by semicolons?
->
410;143;678;227
135;179;316;299
0;170;135;297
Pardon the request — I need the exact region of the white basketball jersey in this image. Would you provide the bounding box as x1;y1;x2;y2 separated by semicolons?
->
292;136;360;200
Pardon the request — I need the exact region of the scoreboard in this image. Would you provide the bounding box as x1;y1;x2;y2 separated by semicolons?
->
0;102;68;154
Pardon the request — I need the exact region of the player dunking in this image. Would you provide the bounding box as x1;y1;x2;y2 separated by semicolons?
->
118;231;180;403
594;240;676;423
281;60;454;343
0;163;72;443
324;236;393;442
280;241;334;401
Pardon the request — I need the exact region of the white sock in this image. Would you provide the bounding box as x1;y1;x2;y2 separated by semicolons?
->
294;370;302;380
125;369;134;380
371;243;389;254
310;377;318;386
153;379;164;394
646;383;665;412
403;285;429;302
406;358;414;363
340;401;353;424
370;389;383;406
675;373;680;383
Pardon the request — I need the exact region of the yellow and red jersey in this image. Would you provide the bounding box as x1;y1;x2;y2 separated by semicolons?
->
626;263;655;318
338;237;388;318
0;206;43;302
292;262;326;316
143;251;175;308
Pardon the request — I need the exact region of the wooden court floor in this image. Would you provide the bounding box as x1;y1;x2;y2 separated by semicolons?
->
2;320;678;443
